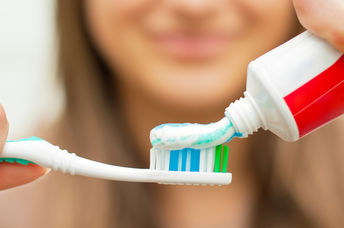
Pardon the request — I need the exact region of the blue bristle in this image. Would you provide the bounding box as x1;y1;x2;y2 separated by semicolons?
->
167;148;201;172
181;148;187;171
163;145;211;172
190;149;200;172
169;150;179;171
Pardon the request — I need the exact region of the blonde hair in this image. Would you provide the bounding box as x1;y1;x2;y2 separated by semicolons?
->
56;0;344;227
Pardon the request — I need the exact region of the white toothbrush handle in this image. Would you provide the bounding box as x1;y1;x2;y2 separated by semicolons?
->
3;139;78;174
2;139;148;179
2;139;231;185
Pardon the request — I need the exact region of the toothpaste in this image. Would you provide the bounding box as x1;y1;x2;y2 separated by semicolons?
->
150;117;241;149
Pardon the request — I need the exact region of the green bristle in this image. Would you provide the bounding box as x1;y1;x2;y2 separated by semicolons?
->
222;145;229;173
214;145;222;172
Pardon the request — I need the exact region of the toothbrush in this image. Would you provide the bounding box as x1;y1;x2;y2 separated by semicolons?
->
1;136;232;185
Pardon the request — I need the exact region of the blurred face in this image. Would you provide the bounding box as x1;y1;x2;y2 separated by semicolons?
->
85;0;297;110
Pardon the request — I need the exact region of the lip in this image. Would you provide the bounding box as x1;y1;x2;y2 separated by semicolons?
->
150;32;232;60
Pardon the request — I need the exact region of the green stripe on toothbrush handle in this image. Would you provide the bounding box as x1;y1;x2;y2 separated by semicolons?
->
214;145;222;172
222;145;229;173
6;136;44;143
0;158;36;165
3;137;42;165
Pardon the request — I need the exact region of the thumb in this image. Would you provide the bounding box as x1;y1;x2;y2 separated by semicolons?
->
0;163;49;190
293;0;344;52
0;105;49;190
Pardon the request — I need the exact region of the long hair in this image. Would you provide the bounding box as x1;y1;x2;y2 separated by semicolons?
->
56;0;155;227
56;0;344;227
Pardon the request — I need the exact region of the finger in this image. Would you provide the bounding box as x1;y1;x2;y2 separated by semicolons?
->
0;162;48;190
0;105;50;190
293;0;344;52
0;104;9;152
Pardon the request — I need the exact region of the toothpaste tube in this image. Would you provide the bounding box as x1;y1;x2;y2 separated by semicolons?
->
226;31;344;141
150;31;344;149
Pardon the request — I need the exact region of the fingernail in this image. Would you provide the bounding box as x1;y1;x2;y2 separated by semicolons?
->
43;168;52;176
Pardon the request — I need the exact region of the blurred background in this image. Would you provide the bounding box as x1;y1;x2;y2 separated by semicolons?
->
0;0;63;138
0;1;343;228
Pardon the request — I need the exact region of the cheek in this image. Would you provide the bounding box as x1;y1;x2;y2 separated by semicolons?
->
238;0;296;35
233;0;297;65
84;0;154;71
85;0;163;94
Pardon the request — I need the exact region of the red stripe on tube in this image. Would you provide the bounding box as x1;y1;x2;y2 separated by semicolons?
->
284;55;344;137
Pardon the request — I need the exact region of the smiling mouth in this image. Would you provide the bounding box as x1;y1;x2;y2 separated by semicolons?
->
151;32;233;61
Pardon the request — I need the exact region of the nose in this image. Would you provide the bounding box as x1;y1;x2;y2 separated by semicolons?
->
165;0;220;19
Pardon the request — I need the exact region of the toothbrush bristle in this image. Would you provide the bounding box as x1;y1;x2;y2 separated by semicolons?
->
151;144;229;173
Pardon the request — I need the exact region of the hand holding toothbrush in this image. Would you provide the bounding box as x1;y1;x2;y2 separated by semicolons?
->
0;106;48;190
293;0;344;52
0;103;232;186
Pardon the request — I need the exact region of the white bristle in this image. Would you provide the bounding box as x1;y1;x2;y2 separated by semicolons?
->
185;150;191;171
149;148;156;169
160;150;165;170
178;150;182;171
206;147;215;172
156;149;161;170
164;150;170;171
200;148;207;172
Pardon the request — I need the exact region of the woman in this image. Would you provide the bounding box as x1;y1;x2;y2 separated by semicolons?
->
0;0;343;227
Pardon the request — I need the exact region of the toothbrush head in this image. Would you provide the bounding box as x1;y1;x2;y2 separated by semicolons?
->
149;144;231;185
